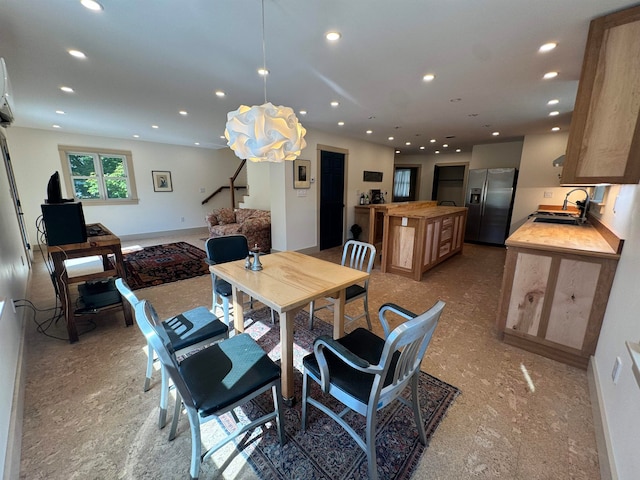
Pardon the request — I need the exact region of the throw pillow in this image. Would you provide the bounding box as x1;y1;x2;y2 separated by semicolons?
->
234;208;256;224
215;208;236;225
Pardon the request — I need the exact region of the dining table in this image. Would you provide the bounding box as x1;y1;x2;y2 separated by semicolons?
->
209;250;370;404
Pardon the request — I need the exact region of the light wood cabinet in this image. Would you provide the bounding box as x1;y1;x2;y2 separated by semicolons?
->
562;5;640;185
497;246;619;369
381;206;466;281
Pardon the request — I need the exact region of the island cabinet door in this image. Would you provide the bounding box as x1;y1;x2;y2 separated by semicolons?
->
504;251;553;336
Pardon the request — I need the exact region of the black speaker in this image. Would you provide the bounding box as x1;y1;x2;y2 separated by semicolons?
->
41;202;88;246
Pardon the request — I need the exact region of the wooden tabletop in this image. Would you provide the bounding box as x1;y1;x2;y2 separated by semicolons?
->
210;250;369;313
506;218;620;258
386;205;467;219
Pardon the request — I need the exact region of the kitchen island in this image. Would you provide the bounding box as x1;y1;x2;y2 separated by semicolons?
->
381;205;467;281
496;216;623;368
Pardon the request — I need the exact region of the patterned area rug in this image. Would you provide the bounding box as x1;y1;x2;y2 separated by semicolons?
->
116;242;209;290
229;307;461;480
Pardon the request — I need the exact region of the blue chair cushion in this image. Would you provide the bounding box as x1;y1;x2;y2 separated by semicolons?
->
302;328;400;403
163;306;228;351
178;333;280;415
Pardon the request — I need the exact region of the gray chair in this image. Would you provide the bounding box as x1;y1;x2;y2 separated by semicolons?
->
301;300;446;480
115;278;228;428
309;240;376;330
135;299;285;480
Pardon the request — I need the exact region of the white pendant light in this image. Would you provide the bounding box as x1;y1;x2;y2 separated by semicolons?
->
225;0;306;163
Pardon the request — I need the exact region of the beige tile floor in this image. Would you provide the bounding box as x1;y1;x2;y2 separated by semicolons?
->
19;232;600;479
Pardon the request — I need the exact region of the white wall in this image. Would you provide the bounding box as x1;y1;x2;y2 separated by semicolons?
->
5;127;246;243
471;141;523;169
0;129;29;480
396;151;472;200
510;132;569;231
591;184;640;480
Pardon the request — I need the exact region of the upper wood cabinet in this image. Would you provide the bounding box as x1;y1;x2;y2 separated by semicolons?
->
562;5;640;185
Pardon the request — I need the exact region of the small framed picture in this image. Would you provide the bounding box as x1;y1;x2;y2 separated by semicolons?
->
152;171;173;192
293;159;311;189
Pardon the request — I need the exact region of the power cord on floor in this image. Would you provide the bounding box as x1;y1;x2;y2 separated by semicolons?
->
13;299;97;341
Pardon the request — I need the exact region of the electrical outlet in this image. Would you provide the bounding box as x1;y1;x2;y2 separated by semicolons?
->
181;217;185;223
199;187;205;194
544;191;553;198
612;356;622;383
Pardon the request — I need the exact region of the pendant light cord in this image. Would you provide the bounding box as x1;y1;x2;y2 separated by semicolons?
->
261;0;268;104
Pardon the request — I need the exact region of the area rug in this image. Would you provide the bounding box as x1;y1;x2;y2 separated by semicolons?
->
115;241;209;290
223;307;461;480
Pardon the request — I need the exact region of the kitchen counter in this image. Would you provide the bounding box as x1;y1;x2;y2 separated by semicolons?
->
506;217;620;258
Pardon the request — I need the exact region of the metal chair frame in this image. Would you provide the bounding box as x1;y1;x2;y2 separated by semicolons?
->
301;300;445;480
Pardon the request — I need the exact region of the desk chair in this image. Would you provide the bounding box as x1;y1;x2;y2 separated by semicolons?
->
309;240;376;330
136;300;285;480
115;278;228;428
301;300;445;480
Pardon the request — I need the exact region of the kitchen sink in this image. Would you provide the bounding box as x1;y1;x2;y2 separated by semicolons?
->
530;210;585;225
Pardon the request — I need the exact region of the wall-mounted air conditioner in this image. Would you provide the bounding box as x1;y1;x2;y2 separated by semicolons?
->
0;57;15;127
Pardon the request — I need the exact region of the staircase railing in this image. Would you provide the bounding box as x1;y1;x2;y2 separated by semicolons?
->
201;159;247;207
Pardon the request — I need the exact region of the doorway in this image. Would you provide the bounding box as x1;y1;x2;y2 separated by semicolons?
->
432;163;468;206
319;148;346;250
392;165;421;202
1;131;31;265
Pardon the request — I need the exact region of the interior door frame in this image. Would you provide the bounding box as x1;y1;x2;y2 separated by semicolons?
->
316;144;349;249
432;162;470;206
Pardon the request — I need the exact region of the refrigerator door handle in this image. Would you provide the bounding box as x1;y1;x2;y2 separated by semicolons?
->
480;179;488;217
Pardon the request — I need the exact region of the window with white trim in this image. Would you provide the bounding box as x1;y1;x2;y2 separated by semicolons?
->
58;146;138;205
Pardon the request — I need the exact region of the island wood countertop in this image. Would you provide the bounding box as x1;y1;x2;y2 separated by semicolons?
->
386;205;467;218
506;217;622;258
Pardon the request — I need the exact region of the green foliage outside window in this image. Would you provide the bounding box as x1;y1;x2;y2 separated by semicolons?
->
68;153;130;200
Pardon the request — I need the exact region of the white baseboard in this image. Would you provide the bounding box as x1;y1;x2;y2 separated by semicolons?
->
588;356;618;480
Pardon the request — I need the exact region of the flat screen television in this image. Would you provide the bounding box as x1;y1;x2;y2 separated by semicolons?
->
46;171;63;204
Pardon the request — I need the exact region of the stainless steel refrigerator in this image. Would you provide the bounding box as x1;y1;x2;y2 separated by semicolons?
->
464;168;518;245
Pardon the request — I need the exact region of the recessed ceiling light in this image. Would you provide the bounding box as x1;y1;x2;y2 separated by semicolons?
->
299;110;307;115
68;49;86;59
549;111;560;116
435;150;440;154
539;42;557;53
388;136;394;141
450;98;462;102
405;142;411;146
366;130;372;134
179;110;188;116
492;131;500;136
81;0;103;11
194;142;200;145
456;149;462;152
547;99;559;105
257;68;269;76
152;125;159;129
52;124;61;128
543;71;558;79
422;73;435;82
133;134;140;138
420;146;425;150
330;101;339;107
430;139;436;143
395;150;400;154
220;135;226;139
338;121;344;126
60;86;74;93
215;90;225;97
326;31;341;41
56;110;65;115
442;144;449;148
551;126;560;131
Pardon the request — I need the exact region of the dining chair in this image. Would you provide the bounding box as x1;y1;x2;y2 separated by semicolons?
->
135;299;285;480
301;300;446;480
205;234;275;325
115;278;229;428
309;240;376;330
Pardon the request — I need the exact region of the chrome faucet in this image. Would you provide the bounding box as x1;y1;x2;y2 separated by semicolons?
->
562;188;590;223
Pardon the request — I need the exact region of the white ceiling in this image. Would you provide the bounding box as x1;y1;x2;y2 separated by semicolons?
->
0;0;636;155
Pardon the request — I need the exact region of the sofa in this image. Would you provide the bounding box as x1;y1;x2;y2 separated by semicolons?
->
206;208;271;252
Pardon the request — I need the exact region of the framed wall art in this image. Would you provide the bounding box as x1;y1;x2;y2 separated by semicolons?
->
152;170;173;192
293;159;311;189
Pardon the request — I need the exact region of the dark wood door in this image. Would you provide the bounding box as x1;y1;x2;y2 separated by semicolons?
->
319;150;345;250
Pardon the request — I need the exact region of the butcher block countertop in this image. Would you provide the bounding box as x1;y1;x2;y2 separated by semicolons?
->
386;205;467;218
506;216;622;259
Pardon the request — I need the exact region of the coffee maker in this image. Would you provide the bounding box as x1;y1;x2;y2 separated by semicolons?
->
370;189;383;204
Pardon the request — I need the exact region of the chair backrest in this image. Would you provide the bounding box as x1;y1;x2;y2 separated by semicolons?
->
134;299;197;408
205;235;250;265
374;300;445;407
341;240;376;277
115;278;140;310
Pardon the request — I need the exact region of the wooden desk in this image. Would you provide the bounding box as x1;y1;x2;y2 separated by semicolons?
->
48;223;133;343
210;251;369;403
